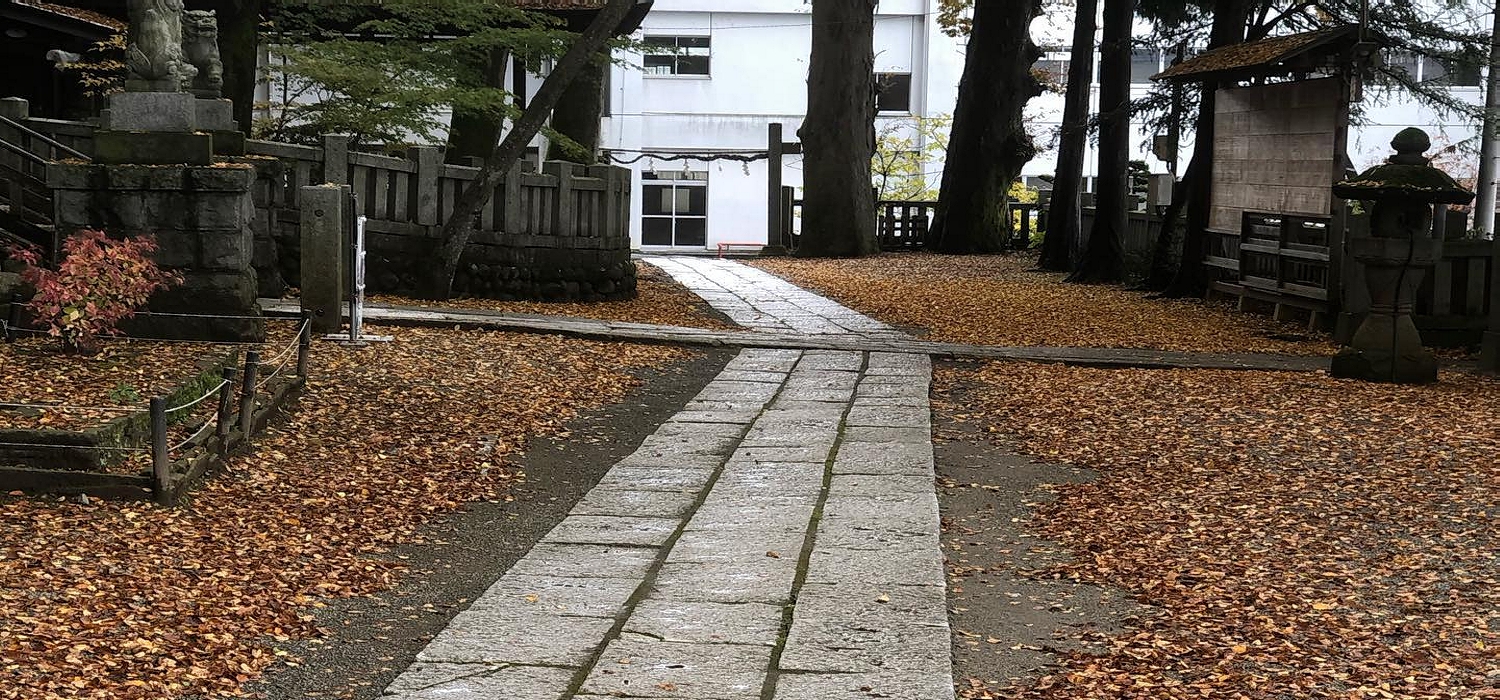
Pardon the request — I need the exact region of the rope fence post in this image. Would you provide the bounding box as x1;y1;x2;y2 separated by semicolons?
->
5;294;21;343
239;350;260;445
150;397;169;506
297;314;312;378
216;366;238;459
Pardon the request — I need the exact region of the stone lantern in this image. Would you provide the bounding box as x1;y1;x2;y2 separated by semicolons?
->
1330;128;1474;384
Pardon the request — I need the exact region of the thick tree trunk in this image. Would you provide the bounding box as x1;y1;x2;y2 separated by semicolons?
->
1039;0;1097;271
929;0;1043;255
198;0;260;135
1144;152;1196;289
1162;0;1249;297
1067;0;1133;283
424;0;638;299
549;58;606;164
445;48;510;164
797;0;878;258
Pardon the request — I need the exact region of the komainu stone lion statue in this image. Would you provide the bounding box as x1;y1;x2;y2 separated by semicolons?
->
181;10;224;97
126;0;197;89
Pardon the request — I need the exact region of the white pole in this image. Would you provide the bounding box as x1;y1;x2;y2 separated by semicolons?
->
351;214;367;341
1475;3;1500;238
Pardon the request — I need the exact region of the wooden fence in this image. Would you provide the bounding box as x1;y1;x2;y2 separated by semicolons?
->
247;135;630;245
782;196;1040;252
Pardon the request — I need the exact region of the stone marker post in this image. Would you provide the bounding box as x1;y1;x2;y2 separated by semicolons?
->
300;184;348;335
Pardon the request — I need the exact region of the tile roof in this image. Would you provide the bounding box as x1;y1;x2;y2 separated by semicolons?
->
1153;26;1361;82
14;0;124;31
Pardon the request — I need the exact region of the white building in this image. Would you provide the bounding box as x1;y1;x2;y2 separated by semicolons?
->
603;0;966;252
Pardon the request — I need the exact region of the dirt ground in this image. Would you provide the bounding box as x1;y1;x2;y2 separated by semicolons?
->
933;365;1149;698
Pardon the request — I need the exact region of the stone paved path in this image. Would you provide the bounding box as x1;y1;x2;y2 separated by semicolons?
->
383;349;949;700
382;258;951;699
643;257;907;340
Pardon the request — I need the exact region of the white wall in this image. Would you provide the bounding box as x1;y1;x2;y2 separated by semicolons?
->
608;0;963;250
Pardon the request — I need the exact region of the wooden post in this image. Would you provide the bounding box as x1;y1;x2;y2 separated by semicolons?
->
239;351;260;443
150;397;169;506
412;146;442;226
768;122;784;250
545;161;576;237
781;185;796;251
216;366;237;459
502;162;525;234
322;134;350;185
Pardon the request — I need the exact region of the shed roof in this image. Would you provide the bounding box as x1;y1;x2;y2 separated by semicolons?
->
1154;25;1372;82
8;0;123;32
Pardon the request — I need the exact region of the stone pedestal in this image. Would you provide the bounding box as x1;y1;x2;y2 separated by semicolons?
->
95;91;215;165
46;162;263;342
196;97;245;156
1330;235;1440;383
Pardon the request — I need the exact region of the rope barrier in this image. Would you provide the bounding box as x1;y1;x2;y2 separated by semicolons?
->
169;418;217;454
164;379;231;416
257;319;307;370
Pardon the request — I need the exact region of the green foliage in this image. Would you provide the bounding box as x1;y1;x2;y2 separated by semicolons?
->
256;0;588;147
872;116;950;201
108;382;142;405
60;33;127;99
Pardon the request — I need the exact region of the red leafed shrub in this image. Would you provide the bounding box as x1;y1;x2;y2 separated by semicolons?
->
8;230;182;352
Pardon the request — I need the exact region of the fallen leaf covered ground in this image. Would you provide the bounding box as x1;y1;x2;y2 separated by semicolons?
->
0;323;296;432
0;326;694;699
753;253;1337;354
936;363;1500;699
373;261;735;330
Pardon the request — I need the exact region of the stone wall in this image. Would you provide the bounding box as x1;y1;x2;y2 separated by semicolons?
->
364;232;637;301
47;162;263;341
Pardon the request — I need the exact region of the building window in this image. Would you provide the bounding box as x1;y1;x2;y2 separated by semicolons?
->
642;36;711;76
875;73;913;113
1130;48;1162;83
1420;56;1481;86
642;170;708;247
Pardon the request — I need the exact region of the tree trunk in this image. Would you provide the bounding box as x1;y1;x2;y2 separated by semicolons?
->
199;0;260;135
424;0;638;299
1039;0;1097;271
1144;152;1196;289
445;47;510;164
1067;0;1133;283
1162;0;1249;297
797;0;878;258
549;58;606;164
929;0;1043;255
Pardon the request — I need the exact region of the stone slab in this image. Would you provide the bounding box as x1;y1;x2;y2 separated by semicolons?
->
581;635;772;699
415;609;615;666
543;515;680;547
570;487;701;519
595;466;716;492
778;582;950;674
505;543;659;580
665;528;809;566
465;575;640;619
832;441;934;477
650;559;799;604
383;663;573;699
623;600;786;646
771;670;954;700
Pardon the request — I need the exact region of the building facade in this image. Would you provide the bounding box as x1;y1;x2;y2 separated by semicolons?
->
603;0;966;252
